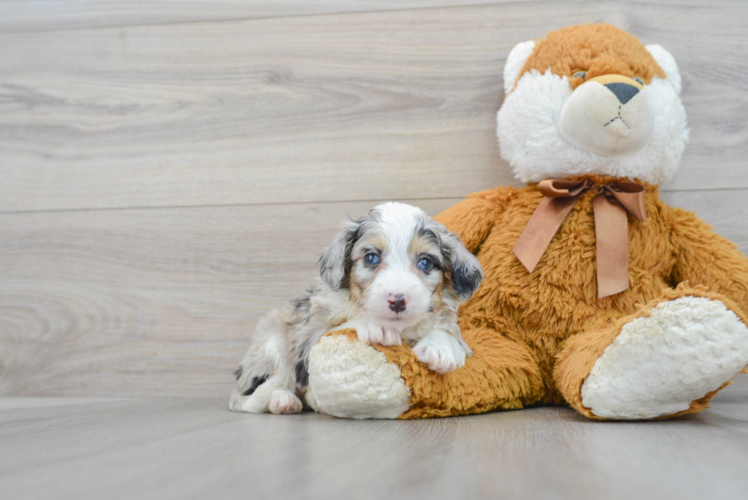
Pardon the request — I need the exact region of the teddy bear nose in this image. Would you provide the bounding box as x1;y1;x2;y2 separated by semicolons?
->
605;82;639;105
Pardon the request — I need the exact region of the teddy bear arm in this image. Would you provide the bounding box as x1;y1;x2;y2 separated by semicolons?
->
434;187;514;253
669;206;748;314
307;326;547;419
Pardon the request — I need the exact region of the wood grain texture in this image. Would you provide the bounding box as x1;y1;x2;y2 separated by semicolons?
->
1;0;748;400
1;381;748;500
0;198;458;396
1;191;745;397
0;0;537;33
3;1;748;213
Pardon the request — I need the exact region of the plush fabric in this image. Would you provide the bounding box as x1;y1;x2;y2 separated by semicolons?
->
517;23;666;91
307;23;748;420
497;25;688;185
371;182;748;419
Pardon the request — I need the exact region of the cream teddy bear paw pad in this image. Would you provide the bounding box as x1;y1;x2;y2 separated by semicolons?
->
581;296;748;419
308;334;411;419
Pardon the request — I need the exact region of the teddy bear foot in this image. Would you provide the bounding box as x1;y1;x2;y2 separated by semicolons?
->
581;296;748;420
307;331;411;419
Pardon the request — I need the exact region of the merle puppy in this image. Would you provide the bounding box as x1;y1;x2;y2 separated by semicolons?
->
230;202;483;414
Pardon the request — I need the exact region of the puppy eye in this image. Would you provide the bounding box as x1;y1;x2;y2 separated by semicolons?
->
632;76;644;85
572;71;586;81
417;257;433;272
364;253;380;266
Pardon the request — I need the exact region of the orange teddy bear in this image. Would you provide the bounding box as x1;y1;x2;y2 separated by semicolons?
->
306;23;748;420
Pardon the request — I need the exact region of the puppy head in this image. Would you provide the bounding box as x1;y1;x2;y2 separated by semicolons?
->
319;202;483;327
498;23;688;185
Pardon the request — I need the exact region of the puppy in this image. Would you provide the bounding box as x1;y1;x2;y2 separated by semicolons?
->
229;202;483;414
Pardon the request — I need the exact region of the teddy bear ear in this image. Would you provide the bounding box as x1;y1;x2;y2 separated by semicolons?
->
503;40;535;94
646;44;682;94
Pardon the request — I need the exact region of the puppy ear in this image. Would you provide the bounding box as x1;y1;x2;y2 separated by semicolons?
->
433;223;484;300
646;44;682;94
318;218;361;291
504;40;535;94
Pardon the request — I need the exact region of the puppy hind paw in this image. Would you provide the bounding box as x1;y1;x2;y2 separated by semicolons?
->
269;390;303;414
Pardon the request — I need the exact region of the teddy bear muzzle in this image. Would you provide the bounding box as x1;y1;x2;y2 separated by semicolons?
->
558;74;654;156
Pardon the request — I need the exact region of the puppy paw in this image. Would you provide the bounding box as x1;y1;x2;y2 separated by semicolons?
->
269;390;303;414
355;320;402;346
381;325;403;346
413;330;467;374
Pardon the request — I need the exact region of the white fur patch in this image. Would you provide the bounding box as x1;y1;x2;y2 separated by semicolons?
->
497;70;689;185
646;44;682;94
412;329;468;374
308;334;411;419
268;390;303;414
581;297;748;420
503;40;535;93
352;318;403;346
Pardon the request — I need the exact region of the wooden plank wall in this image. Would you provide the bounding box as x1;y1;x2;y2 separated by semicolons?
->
1;0;747;397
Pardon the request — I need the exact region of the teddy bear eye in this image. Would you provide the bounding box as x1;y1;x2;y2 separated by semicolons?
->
572;71;587;81
633;76;644;85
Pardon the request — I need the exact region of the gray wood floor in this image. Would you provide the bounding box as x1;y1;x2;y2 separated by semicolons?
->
2;376;748;500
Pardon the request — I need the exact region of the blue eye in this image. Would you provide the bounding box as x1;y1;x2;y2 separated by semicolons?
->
364;253;380;266
572;71;586;81
417;257;433;272
633;76;644;85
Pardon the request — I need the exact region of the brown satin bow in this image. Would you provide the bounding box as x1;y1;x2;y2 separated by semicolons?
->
513;179;647;299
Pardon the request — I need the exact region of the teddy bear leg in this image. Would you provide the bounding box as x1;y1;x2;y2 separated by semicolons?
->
556;291;748;420
307;329;412;419
308;327;546;419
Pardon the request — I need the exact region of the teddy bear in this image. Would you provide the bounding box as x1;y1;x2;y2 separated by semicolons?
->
305;23;748;420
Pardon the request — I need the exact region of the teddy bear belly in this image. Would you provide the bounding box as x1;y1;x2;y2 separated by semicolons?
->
459;260;673;404
471;258;671;330
459;220;674;395
469;192;674;331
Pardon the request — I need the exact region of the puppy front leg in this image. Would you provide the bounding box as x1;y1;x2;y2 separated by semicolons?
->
412;329;469;374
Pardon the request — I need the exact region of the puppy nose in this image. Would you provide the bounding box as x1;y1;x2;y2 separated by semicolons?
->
388;293;407;313
605;82;639;105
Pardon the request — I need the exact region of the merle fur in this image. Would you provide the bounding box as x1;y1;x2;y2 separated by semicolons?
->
420;221;483;299
318;210;381;291
243;374;269;396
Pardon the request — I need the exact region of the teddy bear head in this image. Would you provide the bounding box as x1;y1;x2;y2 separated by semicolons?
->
497;23;688;186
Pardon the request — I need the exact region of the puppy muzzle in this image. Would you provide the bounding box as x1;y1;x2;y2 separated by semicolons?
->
558;74;654;156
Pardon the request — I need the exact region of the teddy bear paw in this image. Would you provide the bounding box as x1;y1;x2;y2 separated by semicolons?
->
581;296;748;419
307;333;411;419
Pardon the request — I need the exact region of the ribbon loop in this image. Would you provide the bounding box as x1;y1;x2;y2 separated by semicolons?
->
603;183;647;223
513;179;647;299
538;179;590;198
